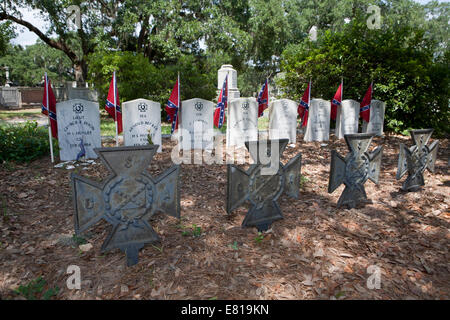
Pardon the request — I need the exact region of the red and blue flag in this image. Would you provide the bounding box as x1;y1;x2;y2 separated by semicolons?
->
298;81;311;127
165;77;180;134
214;74;228;129
41;73;58;139
360;82;373;122
105;72;122;133
257;79;269;117
331;81;343;121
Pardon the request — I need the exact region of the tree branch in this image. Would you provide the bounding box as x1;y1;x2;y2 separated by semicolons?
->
0;11;78;63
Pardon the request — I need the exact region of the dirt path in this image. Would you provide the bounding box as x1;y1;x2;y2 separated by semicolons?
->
0;133;448;300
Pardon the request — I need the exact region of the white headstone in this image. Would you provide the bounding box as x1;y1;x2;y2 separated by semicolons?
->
226;98;258;148
268;99;298;143
180;98;215;150
56;99;101;161
122;98;162;152
217;64;240;99
304;98;330;142
362;100;385;136
335;99;359;139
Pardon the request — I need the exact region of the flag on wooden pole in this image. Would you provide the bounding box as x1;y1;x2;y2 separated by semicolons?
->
360;82;373;123
41;73;57;162
165;75;180;134
331;79;343;121
298;80;311;127
105;71;122;145
257;79;269;117
214;74;228;128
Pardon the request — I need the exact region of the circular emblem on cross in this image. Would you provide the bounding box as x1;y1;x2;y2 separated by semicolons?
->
242;102;249;110
103;174;154;227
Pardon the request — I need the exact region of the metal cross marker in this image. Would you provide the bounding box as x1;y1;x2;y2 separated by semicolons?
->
226;139;302;232
71;145;180;266
396;129;439;192
328;133;383;208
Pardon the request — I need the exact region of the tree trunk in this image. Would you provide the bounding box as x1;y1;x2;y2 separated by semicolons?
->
74;60;88;87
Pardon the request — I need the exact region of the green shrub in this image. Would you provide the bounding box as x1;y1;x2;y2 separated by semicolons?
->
0;121;58;163
87;50;228;122
279;17;450;137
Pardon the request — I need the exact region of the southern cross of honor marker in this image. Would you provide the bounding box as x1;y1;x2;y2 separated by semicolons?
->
396;129;439;192
328;133;383;208
226;139;302;231
71;145;180;266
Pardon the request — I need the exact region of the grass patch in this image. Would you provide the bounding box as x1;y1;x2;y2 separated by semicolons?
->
254;232;264;244
258;116;269;130
181;224;203;237
14;277;59;300
0;109;42;120
101;115;171;137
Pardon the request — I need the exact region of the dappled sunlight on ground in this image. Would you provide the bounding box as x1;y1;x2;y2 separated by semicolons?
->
0;132;448;300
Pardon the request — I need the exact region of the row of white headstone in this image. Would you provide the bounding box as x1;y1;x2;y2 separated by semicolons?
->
55;97;385;161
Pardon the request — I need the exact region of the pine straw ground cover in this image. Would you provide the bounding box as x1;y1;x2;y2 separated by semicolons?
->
0;133;448;300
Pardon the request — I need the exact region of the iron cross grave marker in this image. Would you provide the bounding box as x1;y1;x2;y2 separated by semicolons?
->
328;133;383;208
396;129;439;192
226;139;302;231
71;145;180;266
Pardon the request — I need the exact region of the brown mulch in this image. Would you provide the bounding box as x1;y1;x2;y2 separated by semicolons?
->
0;132;448;300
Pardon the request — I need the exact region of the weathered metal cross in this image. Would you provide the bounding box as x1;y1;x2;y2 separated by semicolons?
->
328;133;383;208
71;145;180;266
226;139;302;231
396;129;439;192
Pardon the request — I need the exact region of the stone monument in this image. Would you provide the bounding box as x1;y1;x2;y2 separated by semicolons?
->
227;139;302;231
217;65;240;99
226;98;258;148
362;100;385;136
268;99;298;144
396;129;439;191
303;99;330;142
71;145;180;266
328;133;383;208
56;99;101;161
179;98;215;150
122;98;162;152
335;99;359;139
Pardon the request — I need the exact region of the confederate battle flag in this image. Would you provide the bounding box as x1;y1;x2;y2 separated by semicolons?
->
298;80;311;127
331;80;343;121
360;82;373;123
105;71;122;133
214;74;228;129
165;75;180;134
41;73;57;139
257;79;269;117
